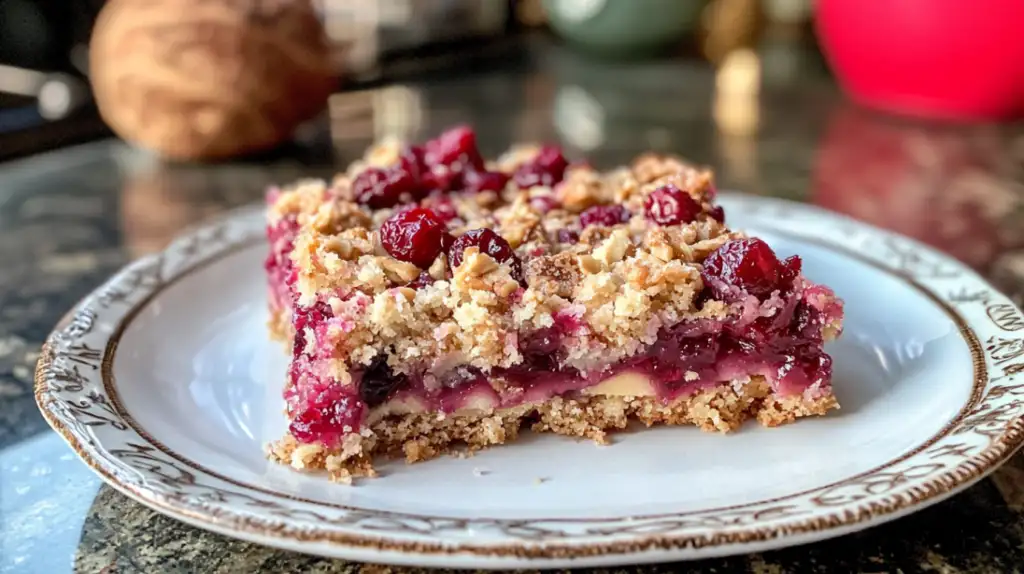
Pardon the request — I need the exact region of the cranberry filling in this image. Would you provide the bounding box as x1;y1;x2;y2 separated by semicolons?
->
285;279;837;445
288;382;364;446
377;285;834;418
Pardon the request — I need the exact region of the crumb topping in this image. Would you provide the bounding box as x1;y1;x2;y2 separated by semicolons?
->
268;143;767;377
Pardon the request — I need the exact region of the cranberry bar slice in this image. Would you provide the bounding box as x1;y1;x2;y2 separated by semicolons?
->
264;127;844;483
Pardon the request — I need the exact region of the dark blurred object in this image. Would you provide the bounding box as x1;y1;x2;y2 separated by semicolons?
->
0;0;100;72
89;0;336;161
697;0;762;63
542;0;705;57
815;0;1024;121
318;0;513;80
0;0;107;160
812;105;1024;270
515;0;547;27
0;0;97;117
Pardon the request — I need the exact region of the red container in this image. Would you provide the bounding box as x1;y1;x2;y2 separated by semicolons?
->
815;0;1024;121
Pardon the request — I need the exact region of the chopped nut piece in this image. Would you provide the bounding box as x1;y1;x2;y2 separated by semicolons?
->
578;254;603;275
381;257;421;284
428;254;448;280
593;229;634;266
525;251;581;298
557;166;607;213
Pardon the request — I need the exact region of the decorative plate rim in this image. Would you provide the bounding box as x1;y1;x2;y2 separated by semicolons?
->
33;193;1024;564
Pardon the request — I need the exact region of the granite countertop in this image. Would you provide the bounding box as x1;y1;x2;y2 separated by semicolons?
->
5;38;1024;573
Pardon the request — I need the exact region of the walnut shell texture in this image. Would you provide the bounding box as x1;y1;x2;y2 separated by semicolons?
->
90;0;337;160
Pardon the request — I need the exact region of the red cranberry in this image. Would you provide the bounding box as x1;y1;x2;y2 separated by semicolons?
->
424;125;485;171
352;166;420;209
779;254;803;287
701;238;802;298
579;204;631;228
288;383;364;445
448;228;523;281
399;145;426;182
709;205;726;223
440;230;456;253
530;196;560;213
644;184;702;225
359;354;408;408
422;196;459;223
463;169;509;194
557;229;580;244
380;207;451;268
423;167;463;194
513;145;569;188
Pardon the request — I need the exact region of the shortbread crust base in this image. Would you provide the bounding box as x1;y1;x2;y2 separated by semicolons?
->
266;376;838;484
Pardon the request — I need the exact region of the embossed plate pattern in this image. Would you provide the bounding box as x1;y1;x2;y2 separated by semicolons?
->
35;193;1024;569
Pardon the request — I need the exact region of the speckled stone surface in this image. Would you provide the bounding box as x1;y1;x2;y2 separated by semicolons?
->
5;38;1024;573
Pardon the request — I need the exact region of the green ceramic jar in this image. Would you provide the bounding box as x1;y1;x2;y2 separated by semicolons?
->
542;0;706;57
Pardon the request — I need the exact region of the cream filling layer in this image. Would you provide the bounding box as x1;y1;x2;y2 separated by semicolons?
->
366;372;671;424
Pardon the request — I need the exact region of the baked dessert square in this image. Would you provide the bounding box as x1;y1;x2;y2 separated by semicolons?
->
264;126;844;483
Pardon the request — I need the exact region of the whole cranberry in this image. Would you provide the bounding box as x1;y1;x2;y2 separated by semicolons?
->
352;166;420;209
448;228;523;281
579;204;631;228
380;207;451;268
463;169;509;194
424;125;485;171
644;184;702;225
513;145;570;189
702;238;802;298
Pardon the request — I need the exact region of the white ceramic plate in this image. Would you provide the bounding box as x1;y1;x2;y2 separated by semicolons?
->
36;193;1024;569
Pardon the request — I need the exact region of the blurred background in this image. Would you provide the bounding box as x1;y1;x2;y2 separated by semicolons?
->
1;0;1024;281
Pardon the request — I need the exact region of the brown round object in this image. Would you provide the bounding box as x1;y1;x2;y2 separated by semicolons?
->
90;0;337;160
